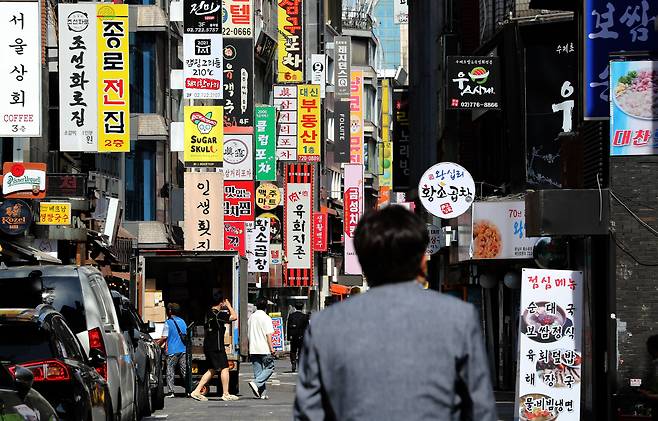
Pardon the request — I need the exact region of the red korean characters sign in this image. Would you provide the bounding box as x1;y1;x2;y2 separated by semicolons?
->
312;212;327;252
285;164;313;287
224;221;246;256
224;181;255;222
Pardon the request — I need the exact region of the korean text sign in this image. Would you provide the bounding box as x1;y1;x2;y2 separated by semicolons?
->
255;106;276;180
223;134;253;180
285;164;313;286
392;88;410;191
222;0;253;38
446;56;501;110
184;106;223;167
248;217;271;273
37;202;72;226
271;317;284;351
224;221;246;255
184;172;224;251
518;268;583;421
277;0;303;82
585;0;657;119
297;85;321;162
256;182;281;211
418;162;475;219
183;0;222;99
609;60;658;155
274;85;298;161
0;1;41;137
380;79;393;188
58;4;98;151
97;4;130;152
312;212;327;252
343;164;363;275
224;180;255;222
334;36;351;99
350;71;364;165
223;38;253;127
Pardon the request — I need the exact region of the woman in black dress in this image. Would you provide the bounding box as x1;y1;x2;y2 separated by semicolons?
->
190;292;238;401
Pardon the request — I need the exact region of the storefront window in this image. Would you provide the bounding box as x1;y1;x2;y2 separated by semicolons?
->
125;142;156;221
130;33;157;114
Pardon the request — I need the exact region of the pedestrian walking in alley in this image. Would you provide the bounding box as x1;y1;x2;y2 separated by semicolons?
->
190;292;239;402
248;297;276;399
287;303;309;372
294;205;497;420
158;303;188;398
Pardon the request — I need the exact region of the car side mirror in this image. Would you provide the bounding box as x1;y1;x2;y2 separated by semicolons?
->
13;365;33;398
89;348;106;368
147;321;156;333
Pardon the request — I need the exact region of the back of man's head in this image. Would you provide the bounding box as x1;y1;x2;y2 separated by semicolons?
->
354;205;429;287
167;302;181;317
256;297;268;311
294;303;304;311
212;291;225;306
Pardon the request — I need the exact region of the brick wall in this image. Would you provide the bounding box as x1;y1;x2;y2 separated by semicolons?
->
610;156;658;385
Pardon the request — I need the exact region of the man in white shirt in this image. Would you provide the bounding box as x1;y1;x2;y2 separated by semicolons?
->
247;297;275;399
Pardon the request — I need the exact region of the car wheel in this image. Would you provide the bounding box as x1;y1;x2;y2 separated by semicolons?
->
151;367;165;410
141;378;153;417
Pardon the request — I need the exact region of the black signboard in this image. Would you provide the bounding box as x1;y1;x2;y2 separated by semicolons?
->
446;56;501;110
183;0;222;34
334;99;350;163
46;174;87;198
223;38;254;128
255;31;276;64
334;36;351;99
392;88;411;191
0;199;33;236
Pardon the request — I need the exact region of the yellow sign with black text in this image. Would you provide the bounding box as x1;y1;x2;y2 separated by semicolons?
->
38;202;72;226
297;85;321;162
184;106;224;167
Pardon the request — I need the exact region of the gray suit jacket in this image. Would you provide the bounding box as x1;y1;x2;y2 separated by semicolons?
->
294;281;497;421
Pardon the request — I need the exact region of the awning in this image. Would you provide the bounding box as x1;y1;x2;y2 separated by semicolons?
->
131;114;169;141
135;5;168;32
0;239;61;265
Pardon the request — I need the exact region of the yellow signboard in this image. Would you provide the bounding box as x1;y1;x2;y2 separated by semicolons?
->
184;106;223;167
380;79;393;188
256;183;281;210
277;0;303;82
97;4;130;152
297;85;321;162
38;202;72;226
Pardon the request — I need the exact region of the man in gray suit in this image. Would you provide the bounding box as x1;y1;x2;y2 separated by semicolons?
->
294;205;497;420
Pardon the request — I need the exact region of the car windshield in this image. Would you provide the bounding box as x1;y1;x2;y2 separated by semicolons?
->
0;323;54;364
0;276;86;334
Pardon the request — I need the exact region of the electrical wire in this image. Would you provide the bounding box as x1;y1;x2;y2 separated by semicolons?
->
609;190;658;238
611;232;658;267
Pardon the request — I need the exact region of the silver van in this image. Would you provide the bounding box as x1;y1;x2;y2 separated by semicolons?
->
0;265;137;421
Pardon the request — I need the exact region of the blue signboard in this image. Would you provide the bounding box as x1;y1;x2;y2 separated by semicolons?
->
584;0;657;119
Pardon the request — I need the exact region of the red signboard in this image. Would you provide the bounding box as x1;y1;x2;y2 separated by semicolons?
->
284;163;314;287
224;221;246;256
312;212;327;252
224;181;255;222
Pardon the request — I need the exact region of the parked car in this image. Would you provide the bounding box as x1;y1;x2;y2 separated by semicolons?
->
0;266;137;421
111;290;165;416
0;305;111;420
0;361;59;421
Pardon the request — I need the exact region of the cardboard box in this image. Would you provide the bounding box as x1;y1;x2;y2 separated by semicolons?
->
145;278;157;290
144;290;163;308
143;306;166;322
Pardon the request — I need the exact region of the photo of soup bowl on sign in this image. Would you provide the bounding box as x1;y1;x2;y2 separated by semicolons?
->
519;394;559;421
521;301;573;344
613;68;658;121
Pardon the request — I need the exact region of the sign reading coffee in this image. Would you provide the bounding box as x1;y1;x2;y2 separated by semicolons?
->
0;199;33;235
447;56;501;110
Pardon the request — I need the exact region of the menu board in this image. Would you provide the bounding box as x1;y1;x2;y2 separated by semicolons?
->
517;268;583;421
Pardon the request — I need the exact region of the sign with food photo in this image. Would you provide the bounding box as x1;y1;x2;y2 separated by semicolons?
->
610;60;658;156
471;201;537;260
517;268;583;421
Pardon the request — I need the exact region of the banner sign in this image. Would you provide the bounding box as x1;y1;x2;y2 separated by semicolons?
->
97;4;130;152
334;36;351;99
0;1;41;138
426;224;442;255
312;212;327;252
447;56;501;110
285;164;313;286
350;71;364;164
0;199;32;236
297;84;321;162
183;33;222;99
610;59;658;155
224;221;246;255
271;317;284;351
344;164;363;275
224;180;255;222
518;268;583;421
394;0;409;24
256;182;281;210
274;85;298;158
184;172;224;251
311;54;326;98
276;0;303;82
419;162;475;219
2;162;46;199
392;88;411;191
248;217;271;273
58;4;97;151
222;0;253;38
255;106;276;180
37;202;72;226
223;37;253;127
334;99;350;163
184;105;223;167
223;134;253;180
380;79;393;188
184;0;221;33
585;0;657;119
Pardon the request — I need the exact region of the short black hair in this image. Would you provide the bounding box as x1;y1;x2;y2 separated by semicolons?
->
256;297;268;311
353;205;429;287
167;302;181;316
648;335;658;356
294;303;303;311
212;291;225;306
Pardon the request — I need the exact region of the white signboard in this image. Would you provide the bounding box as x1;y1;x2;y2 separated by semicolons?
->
518;268;583;421
418;162;475;219
285;182;312;269
0;1;41;137
276;148;297;161
426;224;442;255
248;217;271;273
274;84;297;159
183;33;223;99
394;0;408;24
311;54;326;98
223;134;253;180
58;4;98;151
471;201;537;260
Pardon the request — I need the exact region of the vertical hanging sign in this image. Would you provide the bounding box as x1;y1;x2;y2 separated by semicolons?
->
274;85;298;161
0;1;41;137
310;54;326;98
183;0;222;99
312;212;327;252
380;79;393;188
297;84;321;162
222;0;253;38
223;134;253;180
255;106;277;181
285;164;313;286
277;0;303;83
184;105;223;167
343;164;363;275
334;100;350;163
184;172;224;251
392;88;411;191
334;36;351;99
58;4;98;151
223;38;253;128
350;71;364;165
248;217;271;273
97;4;130;152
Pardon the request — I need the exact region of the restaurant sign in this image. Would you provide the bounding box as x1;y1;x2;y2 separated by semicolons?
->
447;56;501;110
418;162;475;219
0;199;32;235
